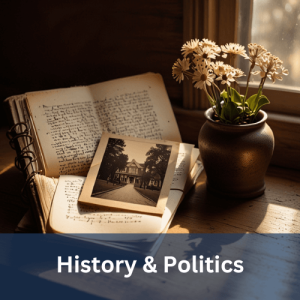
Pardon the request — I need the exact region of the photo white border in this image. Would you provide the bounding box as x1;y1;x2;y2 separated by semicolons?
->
79;132;179;216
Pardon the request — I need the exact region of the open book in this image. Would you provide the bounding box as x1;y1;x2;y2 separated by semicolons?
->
43;145;202;235
25;73;181;177
5;73;203;235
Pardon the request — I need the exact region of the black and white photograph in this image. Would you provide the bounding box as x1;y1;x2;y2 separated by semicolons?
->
91;138;172;207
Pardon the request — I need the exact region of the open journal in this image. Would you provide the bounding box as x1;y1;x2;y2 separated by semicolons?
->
5;72;203;235
25;73;181;177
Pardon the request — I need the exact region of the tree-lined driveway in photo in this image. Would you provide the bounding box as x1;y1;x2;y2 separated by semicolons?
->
92;184;156;206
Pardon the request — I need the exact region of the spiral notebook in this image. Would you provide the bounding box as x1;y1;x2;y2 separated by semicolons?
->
4;73;203;250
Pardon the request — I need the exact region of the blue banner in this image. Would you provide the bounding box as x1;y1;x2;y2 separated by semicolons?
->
0;234;299;300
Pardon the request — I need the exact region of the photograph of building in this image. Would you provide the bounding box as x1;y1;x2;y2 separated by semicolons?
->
114;159;162;189
91;138;171;206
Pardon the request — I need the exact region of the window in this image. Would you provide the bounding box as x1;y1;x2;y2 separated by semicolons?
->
237;0;300;116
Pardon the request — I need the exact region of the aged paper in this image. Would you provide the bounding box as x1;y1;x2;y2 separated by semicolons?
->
89;73;181;142
34;175;59;223
26;87;100;177
25;73;182;178
78;133;179;216
49;144;196;234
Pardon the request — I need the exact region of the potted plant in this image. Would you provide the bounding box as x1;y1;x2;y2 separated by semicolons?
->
172;38;289;198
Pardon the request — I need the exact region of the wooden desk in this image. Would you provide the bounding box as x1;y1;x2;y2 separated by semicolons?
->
1;126;300;234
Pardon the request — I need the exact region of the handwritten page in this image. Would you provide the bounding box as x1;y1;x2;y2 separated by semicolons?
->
49;143;195;234
26;87;100;177
49;175;162;233
94;90;163;139
90;73;181;143
26;73;181;178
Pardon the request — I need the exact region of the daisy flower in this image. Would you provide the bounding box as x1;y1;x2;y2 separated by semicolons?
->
216;67;235;86
194;46;219;64
201;38;217;48
232;68;245;78
221;43;248;58
172;58;190;83
181;39;200;57
200;38;221;54
211;61;226;76
192;66;215;90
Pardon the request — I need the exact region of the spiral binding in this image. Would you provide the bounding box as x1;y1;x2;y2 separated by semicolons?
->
6;122;41;203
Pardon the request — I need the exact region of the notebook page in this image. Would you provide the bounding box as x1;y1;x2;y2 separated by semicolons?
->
26;87;101;177
89;73;182;143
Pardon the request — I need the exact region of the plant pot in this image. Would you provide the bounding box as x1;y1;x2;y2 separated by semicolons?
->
198;108;274;199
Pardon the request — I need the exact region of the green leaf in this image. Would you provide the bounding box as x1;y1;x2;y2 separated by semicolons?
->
256;95;270;111
254;95;270;118
244;107;251;114
230;87;242;105
221;101;240;122
246;94;258;111
220;90;227;100
233;116;241;124
246;86;263;112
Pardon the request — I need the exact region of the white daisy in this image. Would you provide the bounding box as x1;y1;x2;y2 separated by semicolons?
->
194;46;219;64
172;58;190;83
192;66;215;90
232;68;245;78
200;38;221;54
216;68;235;86
221;43;248;58
211;61;226;76
181;39;200;57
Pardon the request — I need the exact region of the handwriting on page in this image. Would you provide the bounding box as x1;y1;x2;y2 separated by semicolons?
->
64;179;142;225
94;90;163;140
42;102;101;175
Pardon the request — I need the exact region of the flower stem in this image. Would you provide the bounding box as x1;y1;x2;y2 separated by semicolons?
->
243;63;255;118
212;82;221;93
207;85;215;102
204;86;218;115
183;71;193;77
244;65;253;102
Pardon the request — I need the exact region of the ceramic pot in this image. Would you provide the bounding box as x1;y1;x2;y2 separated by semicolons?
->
198;108;274;199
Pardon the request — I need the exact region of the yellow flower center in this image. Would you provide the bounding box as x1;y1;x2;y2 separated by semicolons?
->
200;74;207;81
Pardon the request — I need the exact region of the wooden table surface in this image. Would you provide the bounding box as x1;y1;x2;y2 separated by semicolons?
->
1;126;300;234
